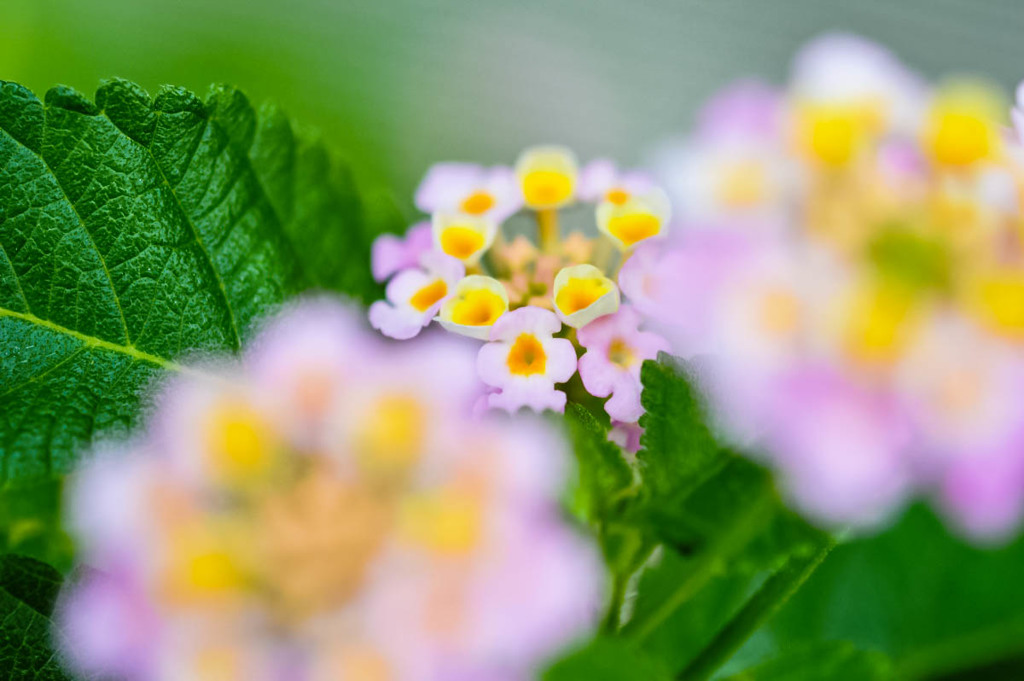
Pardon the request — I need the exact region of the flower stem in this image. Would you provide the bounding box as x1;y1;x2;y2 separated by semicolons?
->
537;209;560;254
602;570;628;634
676;533;837;681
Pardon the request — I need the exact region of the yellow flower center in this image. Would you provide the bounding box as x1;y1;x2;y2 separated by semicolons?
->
522;170;573;207
460;190;496;215
507;333;548;376
971;271;1024;340
440;226;486;260
716;161;768;207
204;401;274;482
556;277;611;315
607;338;635;367
607;212;661;248
605;188;630;205
357;395;426;473
400;485;483;554
450;289;506;326
162;525;247;603
409;278;448;312
844;286;919;364
797;103;881;166
926;112;993;167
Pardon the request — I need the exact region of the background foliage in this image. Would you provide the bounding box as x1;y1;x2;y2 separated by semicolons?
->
5;0;1024;204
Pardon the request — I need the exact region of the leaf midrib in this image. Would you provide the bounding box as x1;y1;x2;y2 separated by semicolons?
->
1;307;181;371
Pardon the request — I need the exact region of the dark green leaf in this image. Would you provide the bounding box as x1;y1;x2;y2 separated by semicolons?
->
0;554;69;680
620;356;831;676
752;505;1024;680
0;78;386;489
543;636;672;681
721;641;894;681
565;404;633;525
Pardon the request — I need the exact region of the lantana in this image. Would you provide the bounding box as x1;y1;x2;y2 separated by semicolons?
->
639;33;1024;539
371;147;670;430
57;299;602;681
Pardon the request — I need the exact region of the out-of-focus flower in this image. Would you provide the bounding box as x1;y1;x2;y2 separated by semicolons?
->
371;222;433;282
790;32;925;165
369;251;465;340
578;159;655;203
477;307;578;413
577;305;669;423
643;33;1024;539
921;80;1006;168
58;300;603;681
652;80;792;225
415;162;522;223
369;146;674;424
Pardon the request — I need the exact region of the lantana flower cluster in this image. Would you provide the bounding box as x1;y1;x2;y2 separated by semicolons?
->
369;148;670;429
57;300;602;680
642;33;1024;538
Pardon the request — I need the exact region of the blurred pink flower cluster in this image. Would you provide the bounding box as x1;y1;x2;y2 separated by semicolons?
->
641;33;1024;539
58;300;602;680
369;148;670;439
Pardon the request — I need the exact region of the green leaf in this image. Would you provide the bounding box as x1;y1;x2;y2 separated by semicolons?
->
755;505;1024;680
618;356;831;676
565;404;633;525
720;641;894;681
0;554;69;680
0;78;386;489
636;353;721;506
543;636;672;681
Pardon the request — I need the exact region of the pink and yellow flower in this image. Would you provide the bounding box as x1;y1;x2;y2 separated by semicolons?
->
58;300;603;681
577;305;670;423
477;307;579;413
369;251;464;340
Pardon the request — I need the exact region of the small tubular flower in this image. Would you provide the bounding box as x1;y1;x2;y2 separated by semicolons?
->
432;211;499;265
415;162;522;223
578;159;655;203
515;145;579;210
477;307;578;413
369;251;465;340
370;221;433;282
57;300;603;681
437;274;510;339
596;188;671;251
553;264;620;328
577;305;670;423
370;145;672;421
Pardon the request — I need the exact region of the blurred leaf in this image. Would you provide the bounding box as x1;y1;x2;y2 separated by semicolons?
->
543;636;671;681
0;78;386;492
620;356;831;676
752;505;1024;680
0;481;74;573
720;641;895;681
0;554;69;680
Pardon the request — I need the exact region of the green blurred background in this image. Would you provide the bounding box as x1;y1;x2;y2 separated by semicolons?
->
5;0;1024;209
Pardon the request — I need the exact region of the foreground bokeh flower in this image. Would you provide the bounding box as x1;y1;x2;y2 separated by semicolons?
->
371;146;670;432
57;299;603;681
643;33;1024;540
